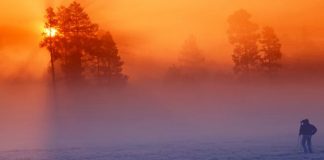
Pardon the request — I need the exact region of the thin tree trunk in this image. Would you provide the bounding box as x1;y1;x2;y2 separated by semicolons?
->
49;30;56;90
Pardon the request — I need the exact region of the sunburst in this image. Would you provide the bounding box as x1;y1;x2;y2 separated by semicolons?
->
44;27;58;37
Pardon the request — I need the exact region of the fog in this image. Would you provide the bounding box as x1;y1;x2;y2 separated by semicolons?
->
1;0;324;80
0;0;324;152
0;79;323;150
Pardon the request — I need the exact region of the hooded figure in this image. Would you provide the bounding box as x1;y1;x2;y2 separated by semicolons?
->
299;119;317;153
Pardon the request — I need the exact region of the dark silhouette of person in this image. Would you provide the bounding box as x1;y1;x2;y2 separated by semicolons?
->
299;119;317;153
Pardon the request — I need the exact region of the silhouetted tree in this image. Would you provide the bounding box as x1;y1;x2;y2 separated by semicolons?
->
41;1;127;85
83;32;127;85
41;2;98;82
228;10;260;75
57;2;98;82
259;26;282;74
40;7;59;86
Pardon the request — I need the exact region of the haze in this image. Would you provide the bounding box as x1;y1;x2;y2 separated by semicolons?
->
1;0;324;81
0;0;324;153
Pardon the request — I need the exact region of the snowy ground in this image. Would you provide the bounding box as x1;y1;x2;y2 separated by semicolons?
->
1;83;324;160
1;140;324;160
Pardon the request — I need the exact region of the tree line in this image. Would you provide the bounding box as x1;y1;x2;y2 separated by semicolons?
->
167;9;282;82
40;2;282;86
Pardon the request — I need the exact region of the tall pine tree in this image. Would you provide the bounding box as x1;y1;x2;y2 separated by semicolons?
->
228;10;260;76
56;1;98;81
259;27;282;74
83;32;127;85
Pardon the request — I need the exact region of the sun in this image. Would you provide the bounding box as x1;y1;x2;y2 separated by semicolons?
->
44;27;58;37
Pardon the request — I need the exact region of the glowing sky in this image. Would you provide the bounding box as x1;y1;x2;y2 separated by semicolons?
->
1;0;324;153
1;0;324;80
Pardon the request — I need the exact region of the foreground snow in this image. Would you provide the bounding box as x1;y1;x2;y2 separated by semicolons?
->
1;140;324;160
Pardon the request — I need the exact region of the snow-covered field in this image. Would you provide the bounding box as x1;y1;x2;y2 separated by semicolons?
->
1;139;324;160
1;83;324;160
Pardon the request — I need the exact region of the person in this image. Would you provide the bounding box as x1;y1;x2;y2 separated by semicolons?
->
299;119;317;153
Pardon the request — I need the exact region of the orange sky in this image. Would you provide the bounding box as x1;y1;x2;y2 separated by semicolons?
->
1;0;324;81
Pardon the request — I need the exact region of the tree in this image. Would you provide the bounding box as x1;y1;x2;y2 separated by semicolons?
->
166;36;207;82
179;36;205;69
259;26;282;74
56;1;99;82
40;7;59;86
228;10;260;75
83;32;127;85
40;1;127;86
41;2;98;82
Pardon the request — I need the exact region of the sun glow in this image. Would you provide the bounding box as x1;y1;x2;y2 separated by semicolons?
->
44;28;57;37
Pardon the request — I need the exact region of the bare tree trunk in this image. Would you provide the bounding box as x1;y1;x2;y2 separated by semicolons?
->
49;31;56;90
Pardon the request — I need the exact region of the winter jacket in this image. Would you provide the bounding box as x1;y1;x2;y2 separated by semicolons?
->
299;124;317;136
